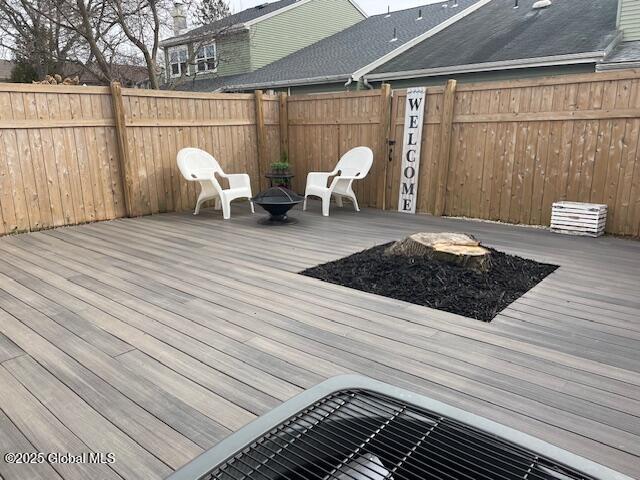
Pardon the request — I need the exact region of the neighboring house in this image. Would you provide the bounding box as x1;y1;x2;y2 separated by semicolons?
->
182;0;484;93
0;60;15;82
366;0;621;89
161;0;366;88
200;0;638;95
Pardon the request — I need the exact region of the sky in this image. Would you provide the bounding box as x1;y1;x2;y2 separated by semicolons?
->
229;0;444;15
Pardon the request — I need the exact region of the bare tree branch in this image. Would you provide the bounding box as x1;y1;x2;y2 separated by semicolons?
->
1;0;234;89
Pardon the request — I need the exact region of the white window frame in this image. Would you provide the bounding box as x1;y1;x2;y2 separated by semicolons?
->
169;45;189;78
195;43;217;74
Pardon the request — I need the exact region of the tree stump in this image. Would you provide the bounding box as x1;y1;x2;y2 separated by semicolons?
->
386;232;491;272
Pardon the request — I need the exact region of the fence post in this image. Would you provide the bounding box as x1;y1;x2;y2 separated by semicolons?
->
378;83;392;210
434;79;457;217
279;92;289;159
110;81;134;217
254;90;267;186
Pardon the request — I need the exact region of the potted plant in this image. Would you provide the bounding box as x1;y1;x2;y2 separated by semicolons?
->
269;152;293;189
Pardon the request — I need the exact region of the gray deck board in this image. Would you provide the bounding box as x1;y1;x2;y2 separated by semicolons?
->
0;204;639;479
0;409;63;480
0;331;23;364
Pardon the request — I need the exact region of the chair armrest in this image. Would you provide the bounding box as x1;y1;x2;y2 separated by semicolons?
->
334;175;362;181
188;168;217;181
328;174;363;192
306;172;334;188
221;173;251;189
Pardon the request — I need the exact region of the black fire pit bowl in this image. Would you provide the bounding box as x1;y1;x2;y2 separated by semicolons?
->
252;187;303;225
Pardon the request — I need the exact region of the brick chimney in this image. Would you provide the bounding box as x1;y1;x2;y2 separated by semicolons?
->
172;2;187;36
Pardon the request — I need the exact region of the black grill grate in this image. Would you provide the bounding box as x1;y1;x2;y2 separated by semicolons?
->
200;390;596;480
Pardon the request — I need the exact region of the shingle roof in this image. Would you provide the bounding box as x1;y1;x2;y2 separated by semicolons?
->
180;0;481;91
598;40;640;70
370;0;619;77
168;73;245;92
161;0;297;47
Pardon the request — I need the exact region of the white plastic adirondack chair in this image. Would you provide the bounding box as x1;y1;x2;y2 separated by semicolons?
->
177;148;254;219
303;146;373;217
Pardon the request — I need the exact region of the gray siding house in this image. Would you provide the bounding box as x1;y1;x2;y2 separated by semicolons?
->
618;0;640;41
160;0;366;87
197;0;639;95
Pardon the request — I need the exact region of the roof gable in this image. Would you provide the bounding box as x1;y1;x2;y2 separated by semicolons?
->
211;0;483;90
161;0;298;47
162;0;367;47
243;0;367;26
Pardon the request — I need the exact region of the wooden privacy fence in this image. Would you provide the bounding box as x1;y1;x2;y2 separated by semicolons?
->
391;71;640;238
114;87;280;217
1;69;639;237
287;70;640;237
0;84;125;235
0;83;281;235
286;86;391;209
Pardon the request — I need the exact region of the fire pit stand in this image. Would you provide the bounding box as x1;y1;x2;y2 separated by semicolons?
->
252;187;303;225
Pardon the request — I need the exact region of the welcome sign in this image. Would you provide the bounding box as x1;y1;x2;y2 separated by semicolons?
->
398;87;427;214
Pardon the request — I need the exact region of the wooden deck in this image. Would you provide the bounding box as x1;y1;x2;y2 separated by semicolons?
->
0;203;639;480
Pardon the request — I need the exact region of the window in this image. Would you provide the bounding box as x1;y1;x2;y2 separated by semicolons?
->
169;46;188;77
196;44;217;73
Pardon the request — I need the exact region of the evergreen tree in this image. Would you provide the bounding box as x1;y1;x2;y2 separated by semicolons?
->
195;0;230;25
10;61;39;83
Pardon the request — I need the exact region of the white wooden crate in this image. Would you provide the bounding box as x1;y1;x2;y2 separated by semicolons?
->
550;202;607;237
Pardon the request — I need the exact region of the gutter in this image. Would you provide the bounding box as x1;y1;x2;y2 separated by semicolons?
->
364;51;608;82
159;23;248;49
597;61;640;71
220;73;352;92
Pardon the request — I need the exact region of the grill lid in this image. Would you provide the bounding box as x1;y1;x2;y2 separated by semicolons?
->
252;187;303;205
